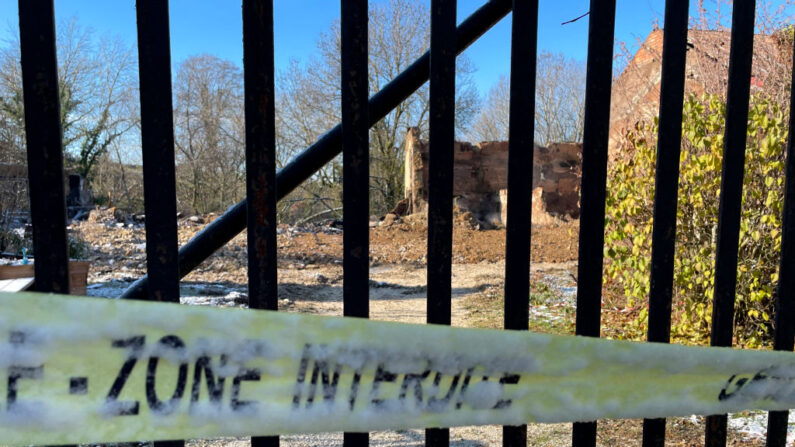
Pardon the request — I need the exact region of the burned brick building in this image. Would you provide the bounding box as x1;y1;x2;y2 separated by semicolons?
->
403;128;581;226
610;28;792;158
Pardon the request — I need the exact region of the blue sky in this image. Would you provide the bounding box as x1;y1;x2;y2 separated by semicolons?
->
0;1;790;95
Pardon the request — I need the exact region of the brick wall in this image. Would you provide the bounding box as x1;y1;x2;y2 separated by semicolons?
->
403;128;581;226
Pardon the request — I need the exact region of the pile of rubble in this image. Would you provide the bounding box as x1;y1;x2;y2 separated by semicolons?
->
85;207;219;228
71;207;580;288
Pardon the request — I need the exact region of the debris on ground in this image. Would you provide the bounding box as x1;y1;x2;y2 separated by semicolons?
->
71;210;579;287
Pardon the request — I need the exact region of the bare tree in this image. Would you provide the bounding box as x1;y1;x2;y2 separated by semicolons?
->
173;54;245;214
0;106;25;164
468;52;585;145
0;19;138;183
690;0;795;32
276;0;481;218
536;53;586;144
691;0;794;103
467;75;509;143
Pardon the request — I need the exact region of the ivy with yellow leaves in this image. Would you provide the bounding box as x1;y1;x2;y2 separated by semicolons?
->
604;94;786;348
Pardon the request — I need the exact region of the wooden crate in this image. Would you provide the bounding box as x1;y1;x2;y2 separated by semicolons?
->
0;261;90;295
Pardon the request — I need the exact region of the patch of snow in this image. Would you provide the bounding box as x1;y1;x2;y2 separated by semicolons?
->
224;291;249;304
529;305;565;322
528;272;578;323
728;410;795;444
179;283;248;308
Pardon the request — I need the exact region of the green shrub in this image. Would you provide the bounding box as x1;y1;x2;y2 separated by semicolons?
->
604;94;786;348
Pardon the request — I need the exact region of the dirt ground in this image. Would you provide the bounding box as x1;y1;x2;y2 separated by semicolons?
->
69;209;769;446
76;210;578;280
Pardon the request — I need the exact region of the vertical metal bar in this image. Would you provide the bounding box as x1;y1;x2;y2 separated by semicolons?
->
502;0;538;445
341;0;370;445
704;2;755;446
766;412;791;447
764;26;795;447
341;0;370;326
136;0;180;304
243;1;279;447
571;1;615;446
641;1;689;446
17;0;70;294
135;1;181;445
426;0;456;445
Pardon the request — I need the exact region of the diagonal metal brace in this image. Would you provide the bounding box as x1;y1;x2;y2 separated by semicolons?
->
122;0;512;299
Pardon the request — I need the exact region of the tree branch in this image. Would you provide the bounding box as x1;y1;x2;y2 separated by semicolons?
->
562;11;589;26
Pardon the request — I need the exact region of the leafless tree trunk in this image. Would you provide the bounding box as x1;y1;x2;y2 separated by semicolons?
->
173;55;244;214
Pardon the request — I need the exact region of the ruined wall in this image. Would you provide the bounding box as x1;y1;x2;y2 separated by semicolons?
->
403;128;581;226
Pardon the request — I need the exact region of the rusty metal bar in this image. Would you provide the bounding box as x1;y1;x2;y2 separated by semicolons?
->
641;0;690;445
341;0;370;323
341;0;370;444
17;0;70;294
135;1;181;446
503;0;539;445
426;0;456;446
571;0;616;446
242;1;279;446
136;0;180;304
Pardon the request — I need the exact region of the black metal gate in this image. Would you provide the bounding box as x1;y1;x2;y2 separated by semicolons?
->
14;0;794;446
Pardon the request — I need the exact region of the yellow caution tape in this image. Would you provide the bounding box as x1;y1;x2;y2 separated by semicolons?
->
0;291;793;445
